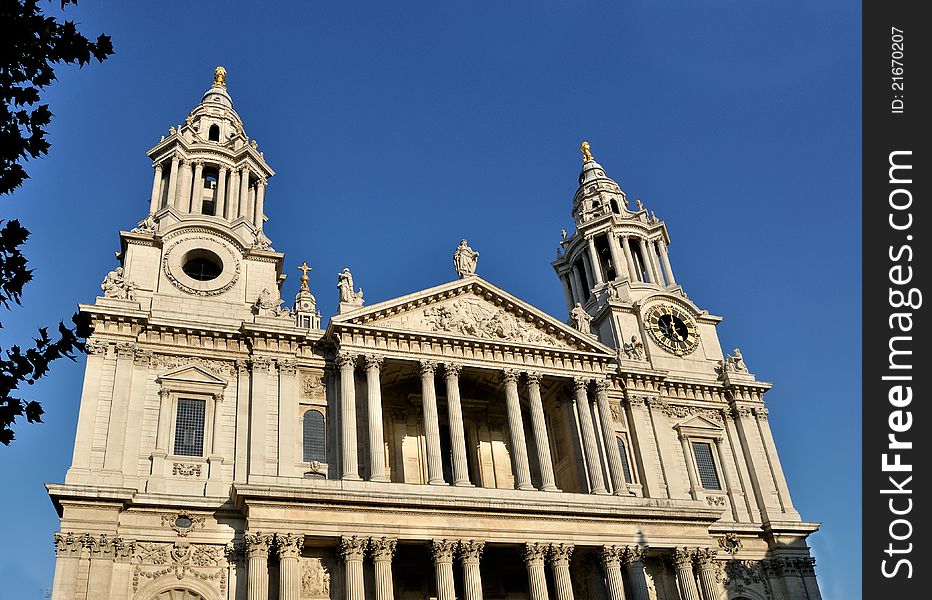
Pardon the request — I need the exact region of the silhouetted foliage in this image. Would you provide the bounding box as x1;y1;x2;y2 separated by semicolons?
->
0;0;112;444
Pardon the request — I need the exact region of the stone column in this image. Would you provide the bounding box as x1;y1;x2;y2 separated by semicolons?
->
621;235;639;283
594;379;627;494
526;372;558;491
693;549;718;600
599;546;627;600
523;543;550;600
179;159;192;211
587;236;605;285
503;369;534;490
637;238;655;283
754;408;801;519
228;166;241;218
580;251;595;289
51;533;82;600
459;540;485;600
245;532;272;600
191;160;205;214
679;433;703;500
239;167;250;222
216;166;227;218
149;162;163;213
364;355;389;482
166;155;180;209
571;265;587;301
623;546;651;600
648;240;666;286
370;537;397;600
276;533;303;600
337;352;361;480
573;377;607;494
549;544;575;600
672;548;701;600
254;177;267;229
607;234;628;281
419;360;446;484
85;535;115;599
658;240;676;286
432;540;457;600
443;363;472;486
560;275;575;312
341;536;367;600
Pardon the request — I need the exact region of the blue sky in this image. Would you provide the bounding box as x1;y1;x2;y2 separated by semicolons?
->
0;2;860;599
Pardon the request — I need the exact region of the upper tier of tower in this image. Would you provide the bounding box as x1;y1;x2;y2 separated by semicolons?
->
144;67;274;234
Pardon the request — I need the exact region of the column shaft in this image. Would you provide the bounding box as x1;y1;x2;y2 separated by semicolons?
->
673;549;701;600
504;370;533;490
524;544;550;600
166;156;180;209
444;364;471;486
191;161;205;214
574;378;607;494
254;180;266;229
560;275;575;312
342;540;365;600
621;236;639;283
365;355;389;482
460;541;485;600
216;166;227;219
695;552;719;600
649;240;665;285
228;167;241;218
179;160;192;211
600;547;627;600
587;236;605;285
607;233;628;281
246;533;271;600
637;238;654;283
420;361;446;484
550;544;575;600
370;537;397;600
658;240;676;285
431;541;457;600
239;168;250;222
571;265;586;301
276;533;303;600
149;163;163;213
595;380;627;494
527;373;558;491
623;549;651;600
338;353;361;480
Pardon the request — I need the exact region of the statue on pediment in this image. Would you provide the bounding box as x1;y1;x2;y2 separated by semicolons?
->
724;348;748;373
622;335;644;360
337;268;364;306
570;303;591;333
101;266;137;301
453;239;479;278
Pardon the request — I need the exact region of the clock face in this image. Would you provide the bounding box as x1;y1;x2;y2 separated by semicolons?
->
645;304;700;356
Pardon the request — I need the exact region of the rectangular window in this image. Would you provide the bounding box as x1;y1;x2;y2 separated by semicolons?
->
691;441;721;490
174;398;206;457
617;437;634;484
303;410;326;462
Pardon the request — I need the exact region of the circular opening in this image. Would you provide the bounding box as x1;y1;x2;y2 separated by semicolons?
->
175;516;193;529
182;249;223;281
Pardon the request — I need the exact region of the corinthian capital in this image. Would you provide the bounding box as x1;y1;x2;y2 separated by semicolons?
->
336;352;358;370
274;533;303;559
443;362;462;379
419;359;436;377
524;371;543;387
369;537;397;561
600;545;624;567
550;543;574;566
458;540;484;564
572;376;590;394
340;536;367;561
244;532;273;558
672;547;695;568
502;368;520;385
430;539;457;564
364;354;384;371
523;542;548;565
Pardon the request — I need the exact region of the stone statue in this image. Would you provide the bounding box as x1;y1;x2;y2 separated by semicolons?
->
636;199;644;211
131;213;157;233
101;267;137;301
453;240;479;278
337;268;364;306
255;288;291;318
622;335;644;360
724;347;748;373
570;303;591;333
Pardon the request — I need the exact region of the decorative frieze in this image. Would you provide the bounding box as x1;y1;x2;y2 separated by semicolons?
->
132;541;226;594
302;373;325;398
172;462;202;477
152;353;236;377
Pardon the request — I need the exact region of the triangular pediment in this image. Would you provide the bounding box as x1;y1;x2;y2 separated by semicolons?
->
157;364;228;386
673;414;724;435
331;276;614;355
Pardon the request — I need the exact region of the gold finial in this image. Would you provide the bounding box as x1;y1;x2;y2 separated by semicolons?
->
580;141;594;163
214;66;227;88
298;261;312;291
561;228;567;240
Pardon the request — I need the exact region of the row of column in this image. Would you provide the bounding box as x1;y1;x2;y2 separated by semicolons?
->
336;352;562;492
149;156;266;229
573;377;630;495
563;233;676;309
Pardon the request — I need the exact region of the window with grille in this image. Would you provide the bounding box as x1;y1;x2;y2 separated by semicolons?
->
691;441;721;490
303;410;326;462
174;398;206;456
616;437;634;483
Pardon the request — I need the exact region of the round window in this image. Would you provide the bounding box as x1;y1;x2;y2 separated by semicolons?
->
182;249;223;281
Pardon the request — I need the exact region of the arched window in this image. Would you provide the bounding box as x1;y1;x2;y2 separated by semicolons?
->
208;124;220;142
303;410;326;462
616;436;634;483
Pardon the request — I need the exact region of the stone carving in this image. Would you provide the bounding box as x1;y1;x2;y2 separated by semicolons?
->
274;533;303;559
453;239;479;278
623;545;646;564
523;542;549;564
252;230;273;251
622;335;644;360
245;533;273;558
301;558;331;597
718;533;742;555
132;213;157;233
152;354;235;377
707;495;727;508
337;268;364;306
255;288;291;318
161;512;207;537
172;463;202;477
458;540;484;563
302;374;325;398
419;297;553;345
672;547;695;567
101;266;138;300
724;348;748;373
570;303;592;333
430;539;457;563
369;537;397;560
132;541;226;593
340;536;367;561
85;339;109;356
162;236;240;297
550;543;574;565
600;545;624;566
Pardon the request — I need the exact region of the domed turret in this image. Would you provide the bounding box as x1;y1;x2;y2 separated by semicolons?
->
572;141;630;224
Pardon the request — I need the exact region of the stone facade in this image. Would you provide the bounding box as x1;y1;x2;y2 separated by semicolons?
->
48;70;822;600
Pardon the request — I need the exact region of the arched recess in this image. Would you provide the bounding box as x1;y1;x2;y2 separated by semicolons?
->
134;576;220;600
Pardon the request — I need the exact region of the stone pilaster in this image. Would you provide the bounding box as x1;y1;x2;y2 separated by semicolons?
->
275;533;303;600
459;540;485;600
166;154;180;209
431;540;457;600
364;355;389;482
85;534;115;599
526;372;558;491
337;352;361;480
443;363;472;486
523;543;550;600
245;532;272;600
600;545;627;600
622;546;651;600
249;356;271;477
420;360;446;484
370;537;397;600
277;359;298;477
549;544;575;600
574;377;607;494
216;166;227;218
51;532;82;600
238;167;250;221
672;548;701;600
254;177;267;229
504;369;534;490
341;536;367;600
103;342;135;476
